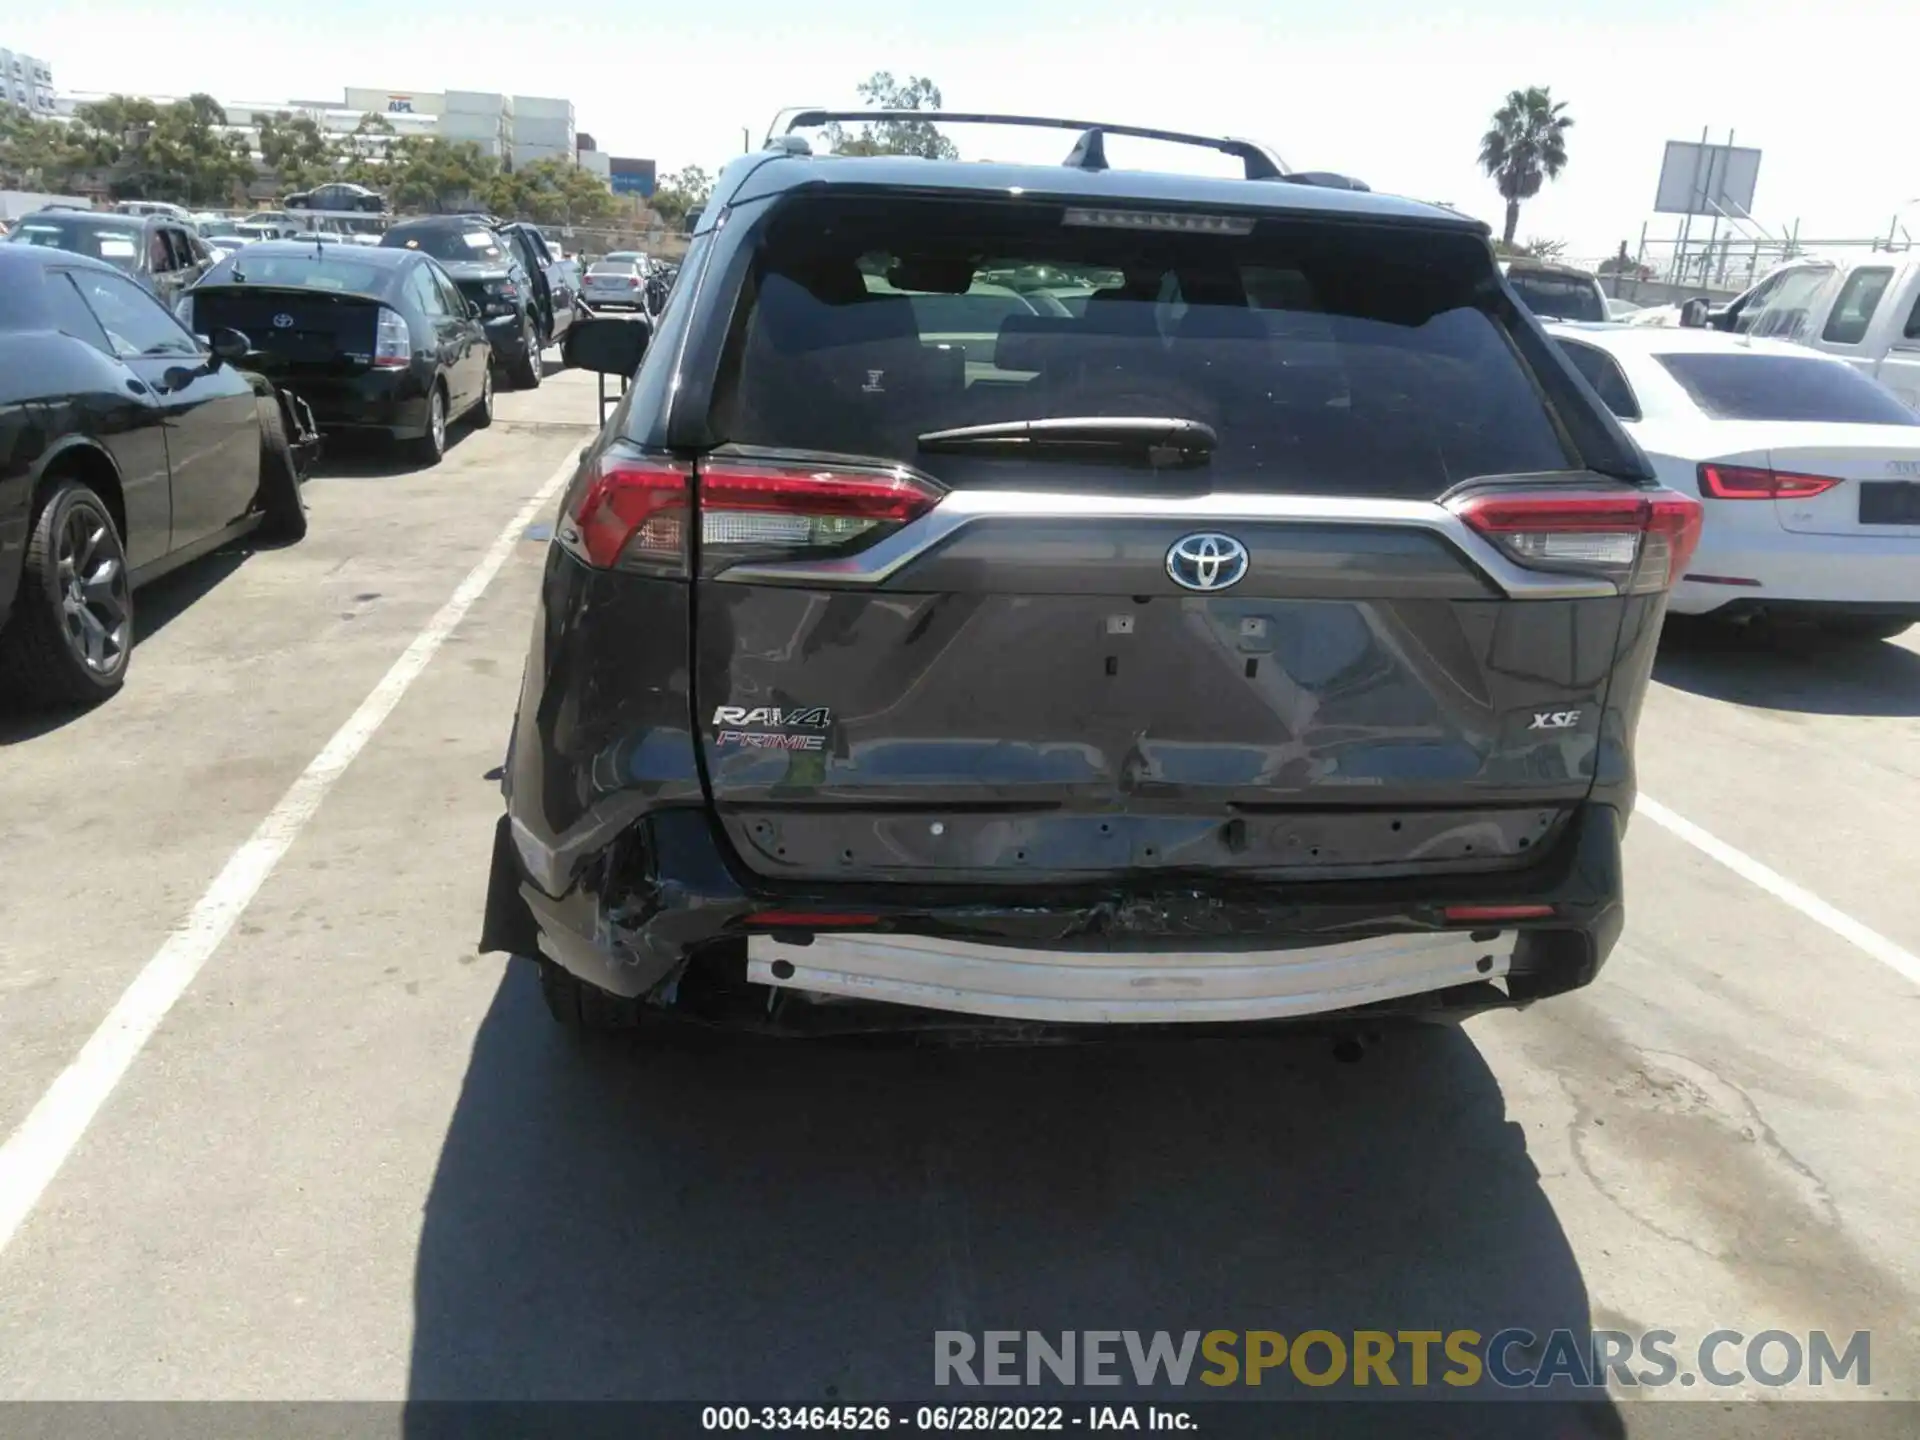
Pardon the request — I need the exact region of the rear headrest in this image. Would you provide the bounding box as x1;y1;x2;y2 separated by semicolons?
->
751;273;918;354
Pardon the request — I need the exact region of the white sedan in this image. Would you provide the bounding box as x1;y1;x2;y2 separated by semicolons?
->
1545;323;1920;640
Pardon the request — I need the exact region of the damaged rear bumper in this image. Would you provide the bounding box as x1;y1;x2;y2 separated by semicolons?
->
279;389;323;479
748;929;1516;1025
481;800;1627;1030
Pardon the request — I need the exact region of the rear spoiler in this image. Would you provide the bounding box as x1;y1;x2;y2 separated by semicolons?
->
764;108;1369;191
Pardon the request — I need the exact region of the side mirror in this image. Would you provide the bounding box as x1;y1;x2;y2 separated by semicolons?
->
565;315;651;376
566;316;653;425
1678;297;1712;330
209;327;251;364
467;298;483;321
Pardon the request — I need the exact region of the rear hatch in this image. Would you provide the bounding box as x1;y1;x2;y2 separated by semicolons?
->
591;195;1690;886
188;285;382;380
438;261;516;317
1654;350;1920;536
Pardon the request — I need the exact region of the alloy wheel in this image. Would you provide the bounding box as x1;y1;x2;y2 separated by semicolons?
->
56;502;131;675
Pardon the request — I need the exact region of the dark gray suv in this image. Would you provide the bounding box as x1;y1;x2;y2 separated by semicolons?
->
481;112;1702;1038
6;208;213;308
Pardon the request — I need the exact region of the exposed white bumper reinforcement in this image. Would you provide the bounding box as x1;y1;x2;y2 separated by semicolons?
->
747;930;1515;1024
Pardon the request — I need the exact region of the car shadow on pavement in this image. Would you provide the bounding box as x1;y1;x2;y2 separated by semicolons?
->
0;545;253;743
307;441;430;480
1654;617;1920;717
405;962;1621;1434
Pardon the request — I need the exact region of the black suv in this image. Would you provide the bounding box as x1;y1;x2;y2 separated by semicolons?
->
482;112;1701;1038
381;215;575;388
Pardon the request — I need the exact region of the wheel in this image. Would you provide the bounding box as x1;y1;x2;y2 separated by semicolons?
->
408;385;448;465
0;479;134;708
537;958;645;1031
253;399;308;543
509;316;542;389
470;366;495;429
1819;615;1913;643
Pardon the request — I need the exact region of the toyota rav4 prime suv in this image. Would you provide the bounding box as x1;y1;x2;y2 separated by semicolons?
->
480;111;1701;1038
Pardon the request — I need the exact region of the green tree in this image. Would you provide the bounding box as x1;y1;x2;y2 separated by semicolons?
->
1477;86;1573;246
338;112;395;186
380;136;499;214
0;107;87;190
257;110;338;191
824;72;957;159
70;93;253;205
650;164;712;225
487;156;617;225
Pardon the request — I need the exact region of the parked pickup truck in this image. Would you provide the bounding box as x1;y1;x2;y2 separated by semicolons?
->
1678;253;1920;411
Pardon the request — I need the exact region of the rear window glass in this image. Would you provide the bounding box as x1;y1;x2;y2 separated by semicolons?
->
711;197;1572;497
205;253;392;294
1656;353;1918;425
385;227;505;264
1505;270;1608;322
8;216;144;270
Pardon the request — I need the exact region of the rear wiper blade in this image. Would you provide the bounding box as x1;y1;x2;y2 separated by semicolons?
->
916;415;1216;467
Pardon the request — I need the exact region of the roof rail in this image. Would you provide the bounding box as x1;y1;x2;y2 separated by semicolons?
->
770;108;1297;183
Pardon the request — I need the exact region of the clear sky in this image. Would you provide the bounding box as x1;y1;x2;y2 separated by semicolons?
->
13;0;1917;259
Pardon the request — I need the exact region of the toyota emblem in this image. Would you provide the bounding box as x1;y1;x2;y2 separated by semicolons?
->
1166;533;1250;592
272;312;294;329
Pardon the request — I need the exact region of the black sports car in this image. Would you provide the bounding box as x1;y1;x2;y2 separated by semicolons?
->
0;243;316;708
182;241;493;464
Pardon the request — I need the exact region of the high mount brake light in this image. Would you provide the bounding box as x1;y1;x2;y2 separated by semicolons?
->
1698;463;1843;500
1450;488;1702;595
1061;207;1256;235
554;453;943;574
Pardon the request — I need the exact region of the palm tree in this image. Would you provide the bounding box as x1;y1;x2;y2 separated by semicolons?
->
1478;88;1573;246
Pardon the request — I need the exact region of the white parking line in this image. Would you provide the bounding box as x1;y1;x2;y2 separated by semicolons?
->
0;452;579;1259
1638;794;1920;988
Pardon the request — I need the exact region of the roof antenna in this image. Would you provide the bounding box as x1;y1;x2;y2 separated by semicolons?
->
1063;127;1110;172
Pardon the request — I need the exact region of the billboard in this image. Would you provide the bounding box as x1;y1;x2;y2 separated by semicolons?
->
345;87;444;117
1654;141;1761;217
608;156;657;199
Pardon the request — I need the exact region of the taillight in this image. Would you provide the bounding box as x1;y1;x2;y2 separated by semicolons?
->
555;452;943;577
1450;488;1703;595
556;452;691;572
1697;464;1842;500
373;306;411;369
1443;903;1555;923
696;457;943;571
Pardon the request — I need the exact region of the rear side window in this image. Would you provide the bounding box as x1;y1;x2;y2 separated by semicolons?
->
1554;340;1641;420
710;197;1572;497
1656;353;1919;425
1506;270;1608;322
1821;268;1893;345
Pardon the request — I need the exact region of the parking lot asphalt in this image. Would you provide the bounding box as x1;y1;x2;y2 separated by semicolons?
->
0;366;1916;1410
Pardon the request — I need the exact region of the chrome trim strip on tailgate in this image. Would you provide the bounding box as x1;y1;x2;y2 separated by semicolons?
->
747;929;1515;1024
713;489;1617;599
